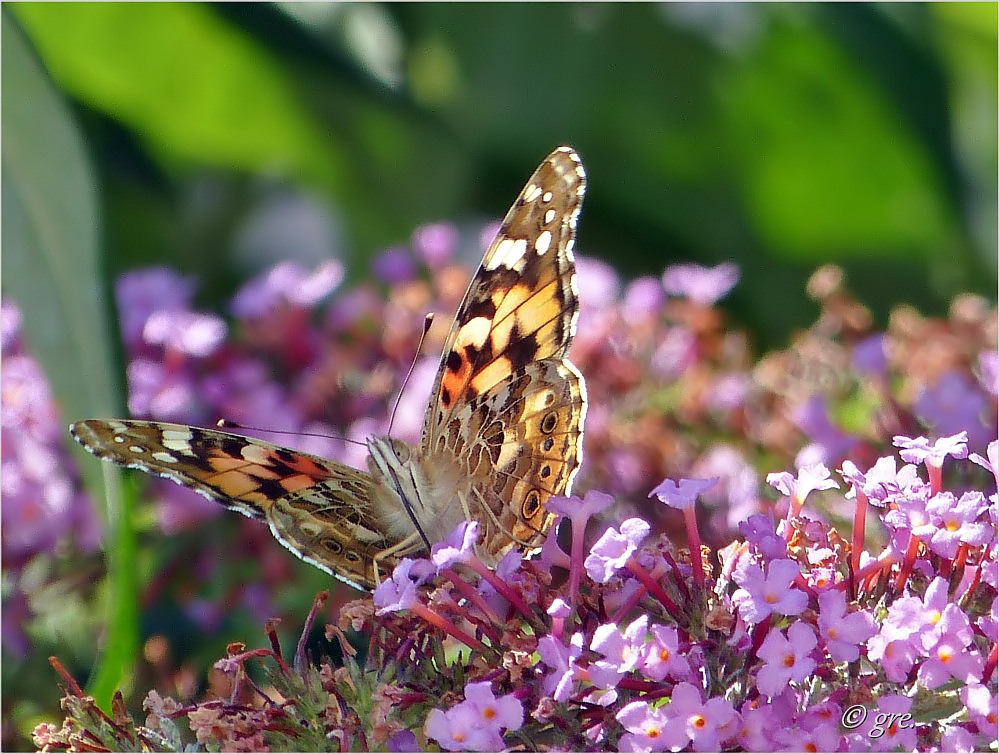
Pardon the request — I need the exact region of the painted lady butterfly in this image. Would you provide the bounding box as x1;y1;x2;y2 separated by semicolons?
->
71;146;588;591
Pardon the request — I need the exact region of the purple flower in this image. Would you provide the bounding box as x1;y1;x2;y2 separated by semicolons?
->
662;262;739;305
665;682;739;752
691;444;759;528
961;683;998;739
913;491;992;558
766;463;838;511
584;518;650;583
866;631;919;683
372;246;417;284
970;440;999;491
431;521;479;569
412;222;458;268
918;628;984;688
893;431;969;467
754;622;817;697
230;261;342;318
538;632;584;702
817;589;876;662
616;701;688;752
548;490;615;529
424;681;524;752
590;616;647;688
731;558;808;623
641;624;691;682
737;514;788;561
939;724;979;753
649;476;718;511
373;559;431;614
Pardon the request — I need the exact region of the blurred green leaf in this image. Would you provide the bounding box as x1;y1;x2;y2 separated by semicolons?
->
11;3;345;190
720;18;959;261
1;10;138;709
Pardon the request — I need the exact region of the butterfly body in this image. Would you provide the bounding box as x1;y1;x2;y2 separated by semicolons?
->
71;146;588;591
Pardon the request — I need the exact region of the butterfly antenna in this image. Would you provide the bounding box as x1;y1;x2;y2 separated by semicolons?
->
387;313;434;436
215;419;368;448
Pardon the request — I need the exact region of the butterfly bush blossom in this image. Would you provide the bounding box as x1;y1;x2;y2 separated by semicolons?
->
17;221;999;751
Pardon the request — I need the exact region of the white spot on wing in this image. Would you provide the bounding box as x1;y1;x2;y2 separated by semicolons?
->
484;238;527;271
152;452;179;464
162;428;196;455
523;183;542;202
535;230;552;254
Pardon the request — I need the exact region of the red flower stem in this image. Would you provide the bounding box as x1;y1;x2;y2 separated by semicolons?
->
838;549;896;593
663;550;691;600
467;558;535;621
441;568;502;624
893;534;921;593
410;603;489;654
626;557;683;621
683;508;705;589
982;644;997;685
926;462;943;495
295;591;328;676
434;586;504;645
850;489;869;577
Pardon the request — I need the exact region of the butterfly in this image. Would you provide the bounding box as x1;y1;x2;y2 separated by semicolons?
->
71;146;588;591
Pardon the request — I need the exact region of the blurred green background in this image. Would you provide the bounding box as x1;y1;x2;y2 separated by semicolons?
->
2;2;996;749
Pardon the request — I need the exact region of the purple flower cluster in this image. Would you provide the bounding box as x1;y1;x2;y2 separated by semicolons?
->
1;302;100;654
354;434;996;752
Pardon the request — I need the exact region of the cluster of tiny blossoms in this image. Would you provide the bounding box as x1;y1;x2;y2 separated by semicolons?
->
36;436;997;751
17;214;999;750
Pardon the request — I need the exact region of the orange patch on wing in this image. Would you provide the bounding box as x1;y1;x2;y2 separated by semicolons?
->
279;474;319;493
212;470;267;498
469;356;514;396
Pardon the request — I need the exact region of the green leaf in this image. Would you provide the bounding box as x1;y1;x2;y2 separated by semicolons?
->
1;10;138;709
11;3;344;189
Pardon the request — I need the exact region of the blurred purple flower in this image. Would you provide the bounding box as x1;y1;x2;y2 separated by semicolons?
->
576;256;620;310
142;310;226;357
650;326;697;379
621;276;665;325
372;246;417;284
412;223;458;268
915;372;991;447
693;445;760;528
2;300;22;351
616;700;688;753
662;262;739;305
115;266;196;348
977;349;998;396
125;359;199;422
792;395;856;467
231;261;342;318
851;333;888;377
325;284;384;331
